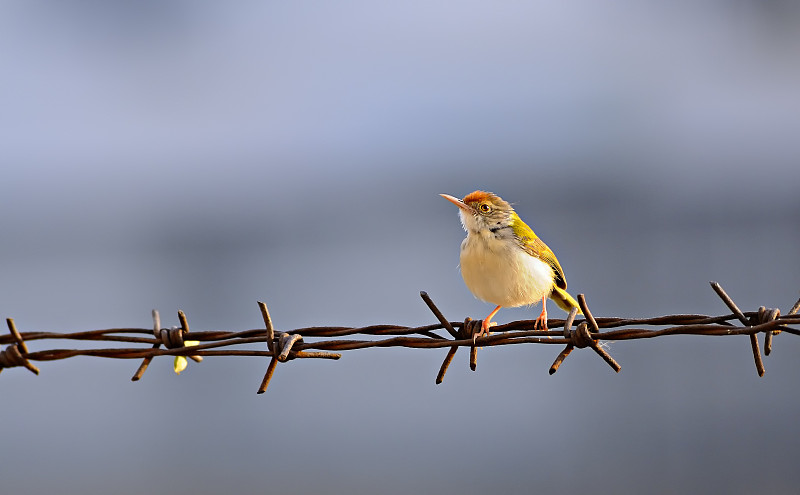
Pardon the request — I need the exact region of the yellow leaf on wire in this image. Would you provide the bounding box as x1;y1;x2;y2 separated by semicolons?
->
173;341;200;375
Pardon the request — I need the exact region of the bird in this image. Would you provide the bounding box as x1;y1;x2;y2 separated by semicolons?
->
440;190;581;340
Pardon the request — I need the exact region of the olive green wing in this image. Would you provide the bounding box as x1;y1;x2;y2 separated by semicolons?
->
511;214;568;290
512;214;581;313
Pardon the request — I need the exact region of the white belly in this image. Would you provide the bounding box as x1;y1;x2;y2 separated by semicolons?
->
459;233;555;307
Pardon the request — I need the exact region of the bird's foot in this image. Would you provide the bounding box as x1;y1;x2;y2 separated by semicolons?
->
534;310;549;331
472;320;496;344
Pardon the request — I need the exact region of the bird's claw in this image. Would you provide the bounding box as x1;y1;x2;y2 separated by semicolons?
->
472;321;496;344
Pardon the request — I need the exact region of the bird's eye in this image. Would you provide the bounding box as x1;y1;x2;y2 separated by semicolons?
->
479;203;491;213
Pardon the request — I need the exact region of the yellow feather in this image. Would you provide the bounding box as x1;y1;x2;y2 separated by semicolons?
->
510;212;581;313
510;213;567;290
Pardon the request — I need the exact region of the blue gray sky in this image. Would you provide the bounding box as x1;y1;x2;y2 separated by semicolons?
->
3;2;800;494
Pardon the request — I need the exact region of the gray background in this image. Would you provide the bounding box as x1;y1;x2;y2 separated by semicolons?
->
3;2;800;494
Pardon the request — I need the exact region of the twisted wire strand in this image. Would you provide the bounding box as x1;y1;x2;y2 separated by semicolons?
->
1;282;798;393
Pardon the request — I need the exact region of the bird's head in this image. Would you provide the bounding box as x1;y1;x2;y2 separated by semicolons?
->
440;190;515;234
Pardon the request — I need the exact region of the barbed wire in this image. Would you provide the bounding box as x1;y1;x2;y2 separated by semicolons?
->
1;282;799;394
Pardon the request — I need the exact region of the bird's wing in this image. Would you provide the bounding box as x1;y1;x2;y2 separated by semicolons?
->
512;216;568;290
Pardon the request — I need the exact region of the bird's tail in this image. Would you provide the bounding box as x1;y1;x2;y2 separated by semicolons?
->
550;287;582;314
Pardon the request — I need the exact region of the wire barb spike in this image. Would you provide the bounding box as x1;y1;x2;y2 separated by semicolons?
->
711;281;766;376
0;284;798;392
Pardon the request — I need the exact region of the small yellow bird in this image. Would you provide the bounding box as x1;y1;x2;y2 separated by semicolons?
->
441;190;581;338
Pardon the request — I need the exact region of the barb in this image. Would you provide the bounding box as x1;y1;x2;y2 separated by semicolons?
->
1;283;799;394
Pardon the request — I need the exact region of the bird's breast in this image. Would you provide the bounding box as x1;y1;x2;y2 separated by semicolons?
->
459;232;555;307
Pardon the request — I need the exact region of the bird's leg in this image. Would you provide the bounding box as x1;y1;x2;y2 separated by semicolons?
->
475;305;501;343
534;295;548;330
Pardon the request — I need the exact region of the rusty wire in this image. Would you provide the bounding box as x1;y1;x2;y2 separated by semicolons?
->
1;282;799;394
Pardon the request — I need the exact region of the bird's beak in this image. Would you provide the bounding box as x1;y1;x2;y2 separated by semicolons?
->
440;194;471;212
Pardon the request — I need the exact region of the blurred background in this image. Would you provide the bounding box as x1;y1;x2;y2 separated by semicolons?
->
2;1;800;493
